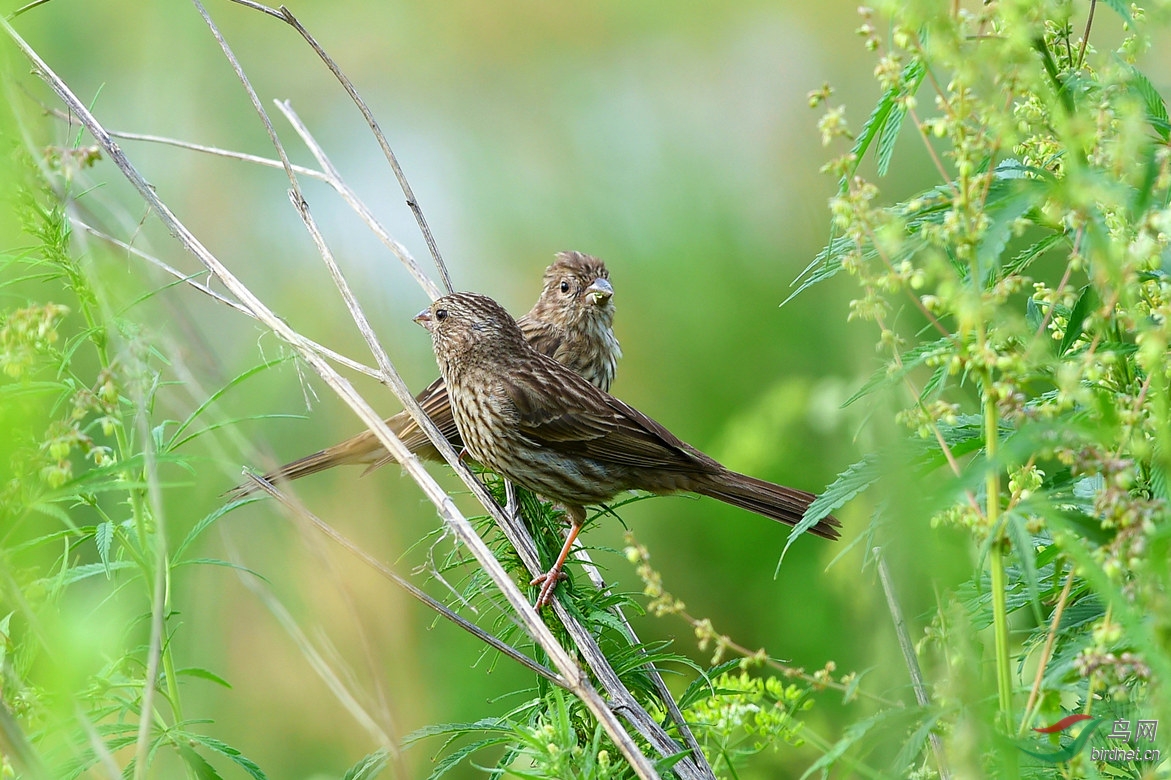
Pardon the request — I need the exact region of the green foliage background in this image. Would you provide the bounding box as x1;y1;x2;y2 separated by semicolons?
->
2;1;1170;778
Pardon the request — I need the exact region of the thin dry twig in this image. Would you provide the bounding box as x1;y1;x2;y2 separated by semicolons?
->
72;220;383;381
875;548;951;780
221;536;402;758
226;0;453;294
1017;564;1076;736
62;114;444;302
242;474;566;687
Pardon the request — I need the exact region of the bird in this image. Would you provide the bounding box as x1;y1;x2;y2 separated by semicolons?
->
414;292;840;607
228;252;620;498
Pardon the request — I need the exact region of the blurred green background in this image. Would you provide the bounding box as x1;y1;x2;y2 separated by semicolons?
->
0;0;1084;777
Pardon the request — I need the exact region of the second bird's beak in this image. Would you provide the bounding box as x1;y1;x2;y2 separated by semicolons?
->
585;278;614;306
414;308;433;331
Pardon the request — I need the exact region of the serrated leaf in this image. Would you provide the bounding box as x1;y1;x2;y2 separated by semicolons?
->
876;60;926;176
849;56;926;179
164;357;295;452
920;363;948;401
176;502;243;561
403;719;511;747
36;560;135;589
677;658;746;710
977;181;1046;286
843;336;953;407
427;737;514;780
800;709;902;780
891;711;942;776
1122;61;1169;141
95;520;114;576
783;236;851;307
1001;231;1066;283
780;455;879;565
180;732;267;780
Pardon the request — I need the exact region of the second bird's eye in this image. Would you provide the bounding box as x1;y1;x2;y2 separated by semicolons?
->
435;308;448;321
560;280;570;293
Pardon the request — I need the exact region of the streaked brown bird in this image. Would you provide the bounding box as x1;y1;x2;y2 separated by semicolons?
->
230;252;620;498
415;292;840;607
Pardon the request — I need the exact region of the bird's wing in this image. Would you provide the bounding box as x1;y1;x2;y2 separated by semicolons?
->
517;315;564;360
414;376;452;420
502;363;719;473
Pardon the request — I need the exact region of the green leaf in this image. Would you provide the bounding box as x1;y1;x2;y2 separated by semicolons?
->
425;737;514;780
876;60;926;177
176;667;233;689
1004;511;1044;625
1123;62;1170;141
678;658;746;710
1098;0;1133;24
95;520;114;576
850;56;926;179
1059;285;1096;356
1000;231;1067;282
176;744;223;780
0;380;66;400
1026;295;1044;333
180;732;268;780
843;336;953;407
976;178;1046;286
37;560;136;589
403;719;512;747
780;455;879;565
341;750;390;780
891;711;942;776
176;502;246;561
799;709;900;780
783;236;849;306
164;357;294;452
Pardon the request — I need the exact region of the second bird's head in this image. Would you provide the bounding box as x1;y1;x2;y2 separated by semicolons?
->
531;250;614;328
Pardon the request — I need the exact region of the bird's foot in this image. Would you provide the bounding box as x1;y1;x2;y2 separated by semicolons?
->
530;568;567;608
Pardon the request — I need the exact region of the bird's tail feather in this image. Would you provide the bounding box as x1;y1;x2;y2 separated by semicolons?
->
694;471;841;540
224;430;384;500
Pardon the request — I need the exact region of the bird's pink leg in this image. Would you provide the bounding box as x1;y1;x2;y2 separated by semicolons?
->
531;506;585;608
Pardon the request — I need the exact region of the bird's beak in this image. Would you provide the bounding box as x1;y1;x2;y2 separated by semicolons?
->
585;278;613;306
414;307;433;331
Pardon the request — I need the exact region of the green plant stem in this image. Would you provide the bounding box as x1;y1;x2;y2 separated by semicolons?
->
984;383;1012;732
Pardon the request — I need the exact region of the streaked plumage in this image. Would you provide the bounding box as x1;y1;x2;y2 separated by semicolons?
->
416;292;840;606
229;252;619;498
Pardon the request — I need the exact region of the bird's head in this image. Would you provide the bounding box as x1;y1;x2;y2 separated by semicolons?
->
415;292;525;362
530;251;615;329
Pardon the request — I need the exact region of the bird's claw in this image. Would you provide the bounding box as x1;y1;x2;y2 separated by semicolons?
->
530;568;567;608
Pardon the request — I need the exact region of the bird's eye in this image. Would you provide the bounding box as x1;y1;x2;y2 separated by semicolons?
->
435;308;448;322
559;280;570;294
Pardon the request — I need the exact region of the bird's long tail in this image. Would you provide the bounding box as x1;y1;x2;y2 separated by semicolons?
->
225;394;462;500
224;429;385;500
693;470;840;540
